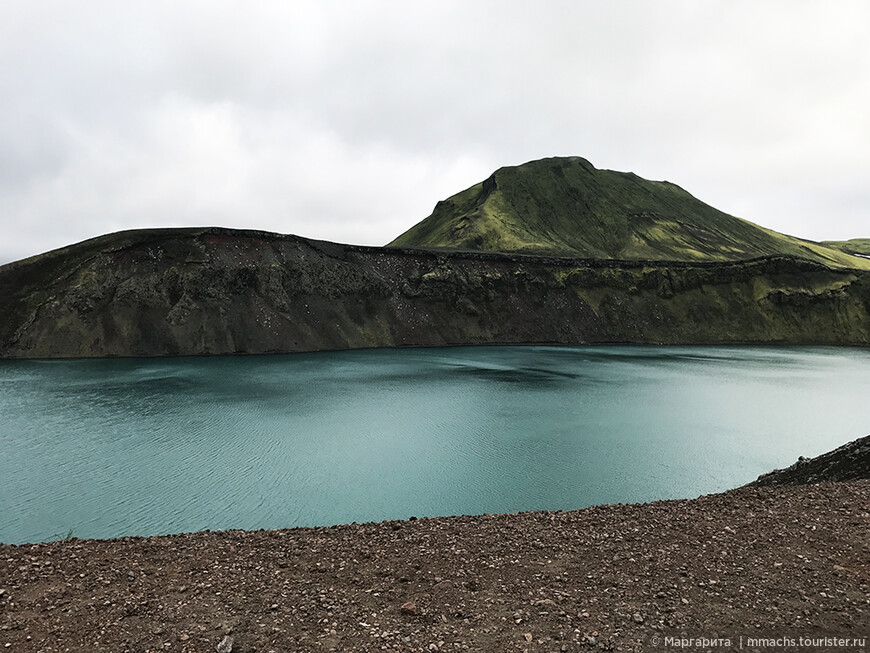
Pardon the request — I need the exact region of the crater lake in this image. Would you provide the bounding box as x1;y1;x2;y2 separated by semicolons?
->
1;345;868;544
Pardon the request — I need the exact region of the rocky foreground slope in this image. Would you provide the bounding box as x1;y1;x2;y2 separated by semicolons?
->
1;478;867;652
2;227;870;358
750;434;870;487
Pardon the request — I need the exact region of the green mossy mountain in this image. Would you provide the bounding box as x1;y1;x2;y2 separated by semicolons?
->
2;156;869;358
2;227;869;359
389;157;870;270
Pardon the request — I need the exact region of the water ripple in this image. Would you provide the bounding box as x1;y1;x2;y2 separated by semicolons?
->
1;346;868;543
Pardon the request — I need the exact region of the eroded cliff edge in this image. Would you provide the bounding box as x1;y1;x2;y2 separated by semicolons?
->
2;226;870;359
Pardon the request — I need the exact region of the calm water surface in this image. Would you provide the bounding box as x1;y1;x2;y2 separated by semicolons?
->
1;345;868;544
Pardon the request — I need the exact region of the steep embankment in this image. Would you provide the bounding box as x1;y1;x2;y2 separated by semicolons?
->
750;434;870;487
2;226;870;358
390;157;870;269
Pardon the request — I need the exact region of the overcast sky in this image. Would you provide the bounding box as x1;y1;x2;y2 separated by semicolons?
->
1;1;868;264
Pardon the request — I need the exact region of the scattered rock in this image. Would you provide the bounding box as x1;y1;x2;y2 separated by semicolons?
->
749;435;870;486
0;479;867;651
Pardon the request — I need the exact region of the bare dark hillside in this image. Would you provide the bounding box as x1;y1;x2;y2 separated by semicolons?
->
2;227;870;358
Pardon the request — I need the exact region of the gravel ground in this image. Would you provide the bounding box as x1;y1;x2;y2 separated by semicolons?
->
1;480;868;653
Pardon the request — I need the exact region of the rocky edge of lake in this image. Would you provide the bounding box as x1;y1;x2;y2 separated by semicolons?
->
1;435;868;653
749;434;870;487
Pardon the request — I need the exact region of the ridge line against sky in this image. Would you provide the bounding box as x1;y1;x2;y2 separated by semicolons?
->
1;1;868;264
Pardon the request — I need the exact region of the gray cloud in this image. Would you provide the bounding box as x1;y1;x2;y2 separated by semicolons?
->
1;0;868;264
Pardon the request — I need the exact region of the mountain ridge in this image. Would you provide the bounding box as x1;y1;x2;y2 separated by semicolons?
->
389;156;870;270
2;226;869;359
2;157;870;359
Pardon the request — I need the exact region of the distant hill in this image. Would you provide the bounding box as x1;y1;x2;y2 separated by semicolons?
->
822;238;870;258
389;157;870;269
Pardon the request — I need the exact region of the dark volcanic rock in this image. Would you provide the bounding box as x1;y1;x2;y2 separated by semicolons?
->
1;226;870;358
749;434;870;487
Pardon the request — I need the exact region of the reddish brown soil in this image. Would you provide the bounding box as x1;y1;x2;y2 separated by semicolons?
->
1;481;868;653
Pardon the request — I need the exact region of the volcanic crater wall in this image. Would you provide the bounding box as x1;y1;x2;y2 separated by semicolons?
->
1;227;869;359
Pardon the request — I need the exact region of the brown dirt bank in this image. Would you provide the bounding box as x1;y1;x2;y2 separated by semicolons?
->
1;481;867;653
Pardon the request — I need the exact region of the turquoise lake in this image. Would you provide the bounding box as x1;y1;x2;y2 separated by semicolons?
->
1;345;868;545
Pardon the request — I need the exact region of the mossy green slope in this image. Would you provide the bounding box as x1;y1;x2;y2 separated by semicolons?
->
822;238;870;257
390;156;870;269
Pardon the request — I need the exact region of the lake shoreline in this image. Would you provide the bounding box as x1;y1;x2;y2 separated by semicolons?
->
2;477;867;652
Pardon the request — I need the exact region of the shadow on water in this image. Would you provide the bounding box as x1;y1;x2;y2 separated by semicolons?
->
441;364;582;387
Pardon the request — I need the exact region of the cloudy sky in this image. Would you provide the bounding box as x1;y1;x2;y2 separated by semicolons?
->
1;1;868;264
